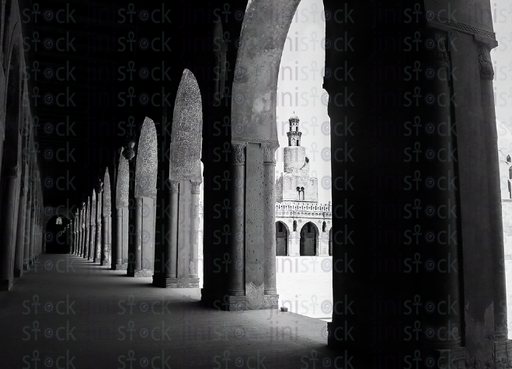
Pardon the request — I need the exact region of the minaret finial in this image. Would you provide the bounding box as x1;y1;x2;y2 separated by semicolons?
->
287;113;302;146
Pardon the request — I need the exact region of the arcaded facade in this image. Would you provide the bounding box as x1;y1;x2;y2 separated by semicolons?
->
0;0;510;367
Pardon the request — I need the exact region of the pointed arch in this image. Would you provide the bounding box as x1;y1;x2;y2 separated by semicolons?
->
0;24;23;289
166;68;204;287
89;189;96;260
133;117;158;276
276;221;289;256
231;0;301;142
116;154;129;209
135;117;158;198
171;68;203;183
102;168;112;266
115;152;129;269
300;221;319;256
103;168;112;216
45;215;71;254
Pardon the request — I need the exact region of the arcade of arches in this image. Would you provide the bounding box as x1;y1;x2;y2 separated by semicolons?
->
0;0;509;367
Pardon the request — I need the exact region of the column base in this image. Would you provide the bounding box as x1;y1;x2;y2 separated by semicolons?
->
114;263;128;270
179;277;199;288
0;278;13;291
14;269;22;278
421;345;466;369
153;275;178;288
23;263;29;271
129;269;153;277
223;295;247;311
200;289;246;311
263;294;279;309
494;340;512;369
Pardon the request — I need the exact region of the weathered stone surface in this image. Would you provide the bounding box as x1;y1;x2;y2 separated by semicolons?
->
135;117;158;199
116;154;129;209
171;69;202;183
103;168;111;216
245;143;265;308
90;191;96;225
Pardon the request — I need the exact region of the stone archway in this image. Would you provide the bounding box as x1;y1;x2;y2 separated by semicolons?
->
115;151;129;270
154;68;203;288
0;30;22;290
45;215;71;254
276;221;289;256
102;168;112;266
88;190;96;261
132;117;158;277
300;222;318;256
224;0;309;311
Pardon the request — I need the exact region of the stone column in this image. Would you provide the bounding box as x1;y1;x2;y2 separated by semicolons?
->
115;206;127;269
74;210;79;255
23;196;32;270
478;43;509;352
37;213;42;257
189;181;201;285
80;207;85;257
29;206;36;265
103;170;113;268
84;197;90;258
155;180;178;286
263;144;278;307
132;197;143;275
32;212;37;260
73;212;78;255
418;31;463;358
0;166;21;290
70;218;74;254
77;213;80;255
96;187;103;263
89;194;96;261
102;212;110;266
81;202;86;257
14;173;29;277
227;143;245;301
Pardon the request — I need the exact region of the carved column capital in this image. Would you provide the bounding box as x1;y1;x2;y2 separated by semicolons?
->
231;143;246;165
169;180;179;193
478;43;494;80
191;181;201;194
263;143;278;164
425;30;450;67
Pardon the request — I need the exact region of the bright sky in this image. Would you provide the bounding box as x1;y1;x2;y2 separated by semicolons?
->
492;2;512;188
493;1;512;131
276;0;331;204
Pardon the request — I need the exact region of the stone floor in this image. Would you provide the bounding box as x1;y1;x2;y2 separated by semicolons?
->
0;254;345;369
275;256;333;321
198;256;333;320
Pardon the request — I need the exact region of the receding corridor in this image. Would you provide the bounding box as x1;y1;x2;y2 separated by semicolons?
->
0;254;340;369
